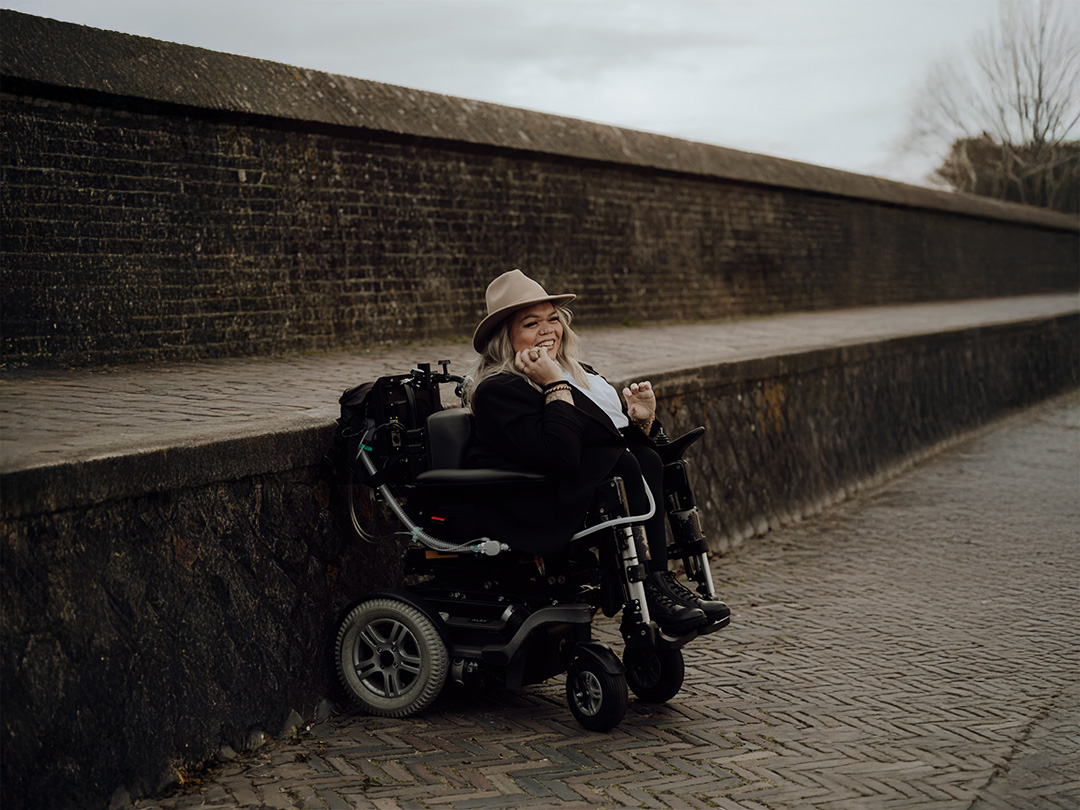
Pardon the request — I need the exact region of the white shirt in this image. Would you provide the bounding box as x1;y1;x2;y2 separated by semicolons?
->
566;370;629;430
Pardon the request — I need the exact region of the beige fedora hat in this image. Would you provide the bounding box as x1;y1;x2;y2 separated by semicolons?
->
472;269;576;352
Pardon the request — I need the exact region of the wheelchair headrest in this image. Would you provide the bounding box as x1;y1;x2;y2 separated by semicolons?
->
426;408;474;470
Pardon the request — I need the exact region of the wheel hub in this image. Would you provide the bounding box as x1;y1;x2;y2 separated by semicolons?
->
353;618;422;698
571;670;604;716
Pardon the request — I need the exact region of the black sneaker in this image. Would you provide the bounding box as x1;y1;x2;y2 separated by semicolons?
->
643;573;706;635
654;570;730;626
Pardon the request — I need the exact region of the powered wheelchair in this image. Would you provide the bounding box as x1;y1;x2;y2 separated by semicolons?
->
330;361;727;731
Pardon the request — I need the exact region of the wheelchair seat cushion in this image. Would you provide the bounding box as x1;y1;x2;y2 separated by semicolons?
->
416;468;546;486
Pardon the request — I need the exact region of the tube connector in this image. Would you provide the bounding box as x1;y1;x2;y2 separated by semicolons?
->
477;539;508;556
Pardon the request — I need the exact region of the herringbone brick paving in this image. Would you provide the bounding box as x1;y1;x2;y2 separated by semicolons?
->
134;394;1079;810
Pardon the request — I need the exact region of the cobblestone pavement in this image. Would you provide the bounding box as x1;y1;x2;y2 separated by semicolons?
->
131;393;1080;810
1;294;1075;474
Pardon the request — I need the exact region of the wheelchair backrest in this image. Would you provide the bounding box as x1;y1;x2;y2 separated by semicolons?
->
425;408;474;471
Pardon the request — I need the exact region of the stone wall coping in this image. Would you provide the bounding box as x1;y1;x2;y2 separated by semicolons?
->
2;9;1075;232
2;294;1076;519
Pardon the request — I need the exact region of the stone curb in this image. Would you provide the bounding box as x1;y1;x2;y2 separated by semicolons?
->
3;308;1076;519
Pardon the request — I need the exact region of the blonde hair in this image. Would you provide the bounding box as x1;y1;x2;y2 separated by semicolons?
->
464;304;589;408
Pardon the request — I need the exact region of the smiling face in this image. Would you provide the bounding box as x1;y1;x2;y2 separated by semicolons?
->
509;302;563;359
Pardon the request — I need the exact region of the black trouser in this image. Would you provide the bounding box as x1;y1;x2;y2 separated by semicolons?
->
610;444;667;571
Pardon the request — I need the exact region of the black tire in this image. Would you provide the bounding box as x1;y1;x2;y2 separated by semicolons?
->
336;598;449;717
565;658;628;731
623;647;685;703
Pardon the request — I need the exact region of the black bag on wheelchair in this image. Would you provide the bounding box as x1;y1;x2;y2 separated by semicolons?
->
328;363;445;487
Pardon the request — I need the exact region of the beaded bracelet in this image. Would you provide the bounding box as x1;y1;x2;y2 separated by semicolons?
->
543;379;571;392
544;383;572;398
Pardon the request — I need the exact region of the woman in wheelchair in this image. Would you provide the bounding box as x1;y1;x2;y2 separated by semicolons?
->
465;269;730;635
333;269;729;729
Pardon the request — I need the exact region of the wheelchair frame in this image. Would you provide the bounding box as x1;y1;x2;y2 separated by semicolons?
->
333;361;727;731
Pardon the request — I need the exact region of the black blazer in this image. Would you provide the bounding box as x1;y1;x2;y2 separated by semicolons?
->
466;369;656;554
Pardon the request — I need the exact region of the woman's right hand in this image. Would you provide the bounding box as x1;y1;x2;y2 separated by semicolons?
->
515;347;564;388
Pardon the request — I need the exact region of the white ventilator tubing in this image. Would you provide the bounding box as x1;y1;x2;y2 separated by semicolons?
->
353;443;504;554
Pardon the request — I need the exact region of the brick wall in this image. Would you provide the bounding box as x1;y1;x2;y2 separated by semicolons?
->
1;10;1076;369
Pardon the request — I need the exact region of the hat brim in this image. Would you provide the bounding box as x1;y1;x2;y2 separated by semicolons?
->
472;293;576;353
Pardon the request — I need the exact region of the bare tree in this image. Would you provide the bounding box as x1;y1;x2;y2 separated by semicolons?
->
904;0;1079;212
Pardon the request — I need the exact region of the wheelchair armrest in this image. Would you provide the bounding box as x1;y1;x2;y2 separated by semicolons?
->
571;474;656;542
655;426;706;465
415;468;547;487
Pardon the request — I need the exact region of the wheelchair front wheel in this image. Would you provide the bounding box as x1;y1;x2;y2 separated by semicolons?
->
566;659;628;731
623;647;685;703
336;598;449;718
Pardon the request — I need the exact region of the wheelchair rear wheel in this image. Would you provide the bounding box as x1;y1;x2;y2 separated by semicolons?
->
565;659;628;731
623;647;685;703
336;598;449;718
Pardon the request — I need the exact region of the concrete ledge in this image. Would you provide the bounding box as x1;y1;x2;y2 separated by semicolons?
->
2;9;1076;232
3;305;1076;520
0;417;335;520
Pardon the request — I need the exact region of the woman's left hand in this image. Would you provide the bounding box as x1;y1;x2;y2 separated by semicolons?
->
622;381;656;426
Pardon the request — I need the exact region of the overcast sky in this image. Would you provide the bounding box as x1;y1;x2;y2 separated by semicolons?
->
3;0;1007;184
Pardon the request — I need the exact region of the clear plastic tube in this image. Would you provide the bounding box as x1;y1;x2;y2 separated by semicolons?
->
354;444;503;554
